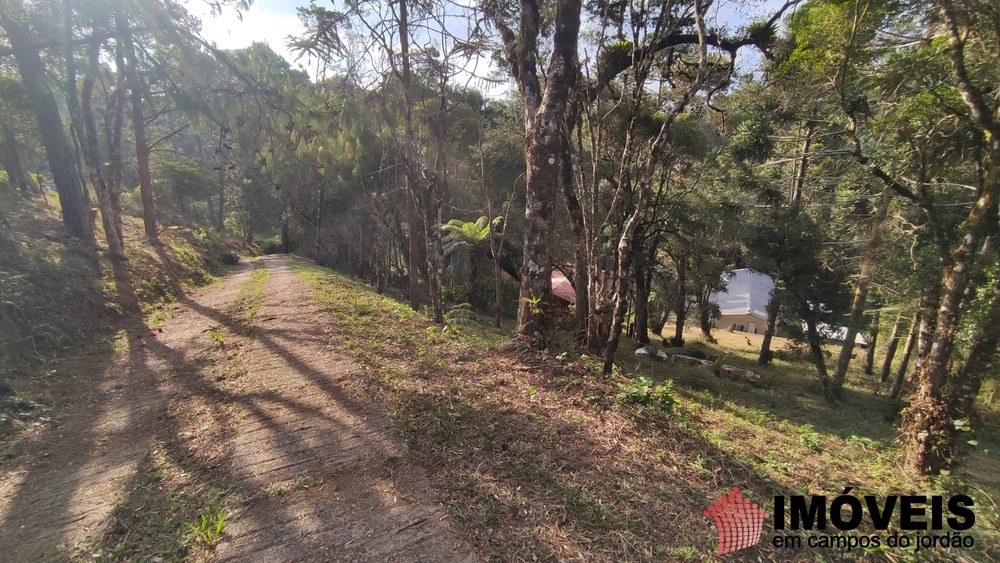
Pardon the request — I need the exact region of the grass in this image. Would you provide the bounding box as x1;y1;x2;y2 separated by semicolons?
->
0;193;237;460
187;505;227;547
1;192;250;561
223;263;269;330
83;259;265;560
293;257;999;562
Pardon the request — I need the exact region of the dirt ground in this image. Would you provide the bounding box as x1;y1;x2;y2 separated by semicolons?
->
0;255;477;561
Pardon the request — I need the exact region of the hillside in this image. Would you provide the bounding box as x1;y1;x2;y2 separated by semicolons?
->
2;0;999;559
0;191;233;456
1;205;998;559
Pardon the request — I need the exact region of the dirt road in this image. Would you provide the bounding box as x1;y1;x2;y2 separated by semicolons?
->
0;255;476;561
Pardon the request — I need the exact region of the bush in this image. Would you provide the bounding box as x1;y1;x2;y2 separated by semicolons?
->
615;376;675;413
255;235;282;255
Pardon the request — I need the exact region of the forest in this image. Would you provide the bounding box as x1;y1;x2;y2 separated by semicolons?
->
1;0;998;560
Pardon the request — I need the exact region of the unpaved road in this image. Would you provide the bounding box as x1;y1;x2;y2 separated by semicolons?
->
0;255;476;562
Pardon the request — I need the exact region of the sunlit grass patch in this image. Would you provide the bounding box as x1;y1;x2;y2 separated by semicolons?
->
292;259;999;562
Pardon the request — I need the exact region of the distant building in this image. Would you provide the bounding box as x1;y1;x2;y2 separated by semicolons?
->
812;322;870;347
551;273;575;304
709;269;775;335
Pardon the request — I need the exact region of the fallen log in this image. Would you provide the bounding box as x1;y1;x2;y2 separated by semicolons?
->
670;353;763;384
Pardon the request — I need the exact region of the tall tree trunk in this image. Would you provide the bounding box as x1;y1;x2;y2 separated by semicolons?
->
790;121;814;203
602;8;708;374
478;116;505;329
518;107;566;342
0;126;32;194
758;294;780;365
863;308;880;375
948;272;1000;421
878;312;904;383
216;128;226;231
81;46;125;258
280;217;290;253
561;124;589;343
633;255;650;345
118;8;157;241
313;181;325;262
832;190;891;396
105;44;127;248
903;163;997;471
805;314;834;401
0;2;92;242
671;255;687;347
698;285;716;342
902;0;1000;473
889;314;919;399
62;0;90;219
490;0;582;346
397;0;423;311
426;81;450;324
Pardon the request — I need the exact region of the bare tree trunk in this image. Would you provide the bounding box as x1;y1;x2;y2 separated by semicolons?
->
313;181;325;262
118;8;157;241
62;0;91;220
805;314;834;401
280;217;290;253
633;255;651;345
0;2;92;242
832;190;890;396
489;0;582;346
0;126;32;195
902;0;1000;473
81;45;125;258
426;79;449;324
478;115;506;329
863;308;880;375
216;127;227;231
877;312;904;383
698;285;716;342
602;8;708;374
671;255;687;347
949;272;1000;420
105;44;127;248
519;107;566;341
889;314;919;399
397;0;423;311
758;295;780;366
790;121;813;203
561;126;589;343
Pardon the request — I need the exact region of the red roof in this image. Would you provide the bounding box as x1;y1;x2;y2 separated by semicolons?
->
552;274;575;304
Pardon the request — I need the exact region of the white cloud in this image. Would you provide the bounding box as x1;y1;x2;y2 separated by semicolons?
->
185;0;311;68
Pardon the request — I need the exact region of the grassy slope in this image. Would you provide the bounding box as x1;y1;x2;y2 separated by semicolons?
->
0;191;233;455
295;258;999;562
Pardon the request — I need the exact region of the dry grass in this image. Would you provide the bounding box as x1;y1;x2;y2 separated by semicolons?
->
295;259;999;562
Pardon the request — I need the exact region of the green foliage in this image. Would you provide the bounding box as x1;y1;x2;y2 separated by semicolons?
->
728;111;776;163
606;39;633;56
186;505;227;547
208;329;225;347
443;303;476;334
615;376;675;414
255;235;283;255
440;216;497;255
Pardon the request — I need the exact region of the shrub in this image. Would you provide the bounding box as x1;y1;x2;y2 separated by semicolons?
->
615;376;675;413
255;235;282;255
